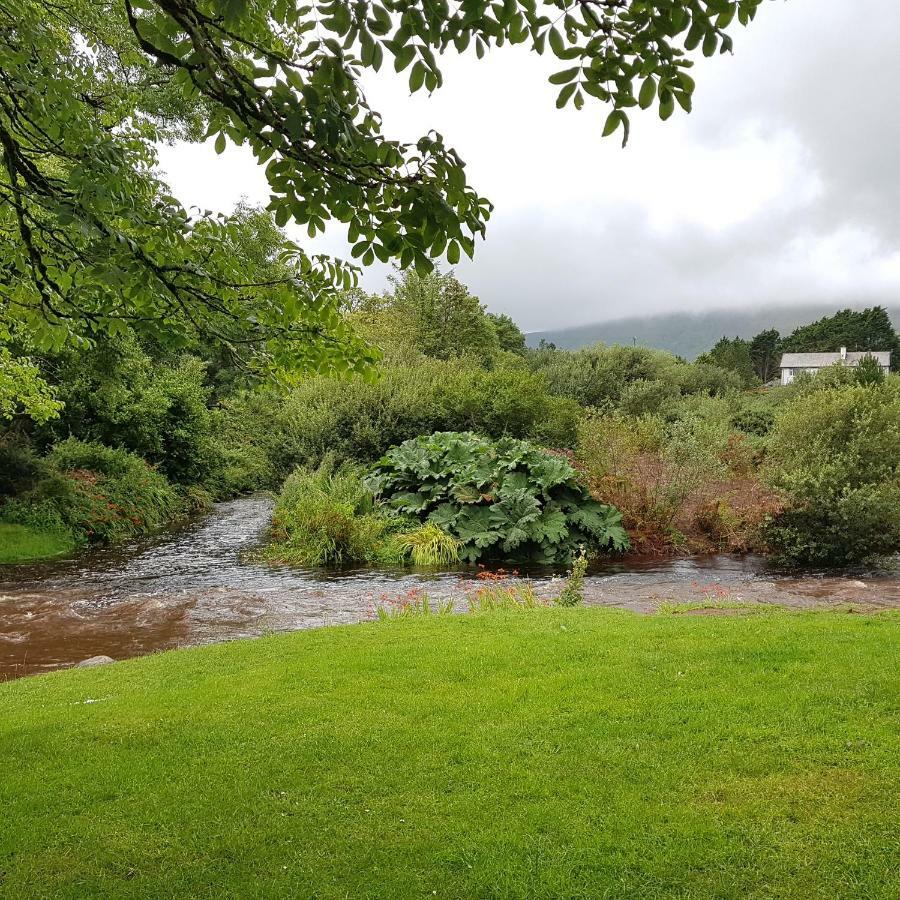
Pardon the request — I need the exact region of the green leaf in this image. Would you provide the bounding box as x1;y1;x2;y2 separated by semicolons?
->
602;110;621;137
549;67;579;85
638;76;656;110
409;60;426;92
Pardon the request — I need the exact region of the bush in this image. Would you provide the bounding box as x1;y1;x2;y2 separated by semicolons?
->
365;431;628;564
42;340;215;485
555;550;587;606
271;359;580;472
390;523;460;567
528;343;740;410
577;412;727;552
763;379;900;564
264;458;392;566
0;439;183;544
0;438;41;498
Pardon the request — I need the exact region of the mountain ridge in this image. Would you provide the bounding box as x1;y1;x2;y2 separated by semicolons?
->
526;303;900;359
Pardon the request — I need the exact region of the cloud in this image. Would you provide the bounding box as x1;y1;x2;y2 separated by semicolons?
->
156;0;900;330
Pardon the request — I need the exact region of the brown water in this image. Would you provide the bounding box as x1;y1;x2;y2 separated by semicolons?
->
1;496;898;679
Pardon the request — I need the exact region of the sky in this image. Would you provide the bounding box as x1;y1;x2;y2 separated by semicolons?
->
157;0;900;332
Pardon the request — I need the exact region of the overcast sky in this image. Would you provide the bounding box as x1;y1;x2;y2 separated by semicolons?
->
157;0;900;331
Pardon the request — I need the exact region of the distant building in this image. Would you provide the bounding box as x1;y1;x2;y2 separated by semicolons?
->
779;347;892;385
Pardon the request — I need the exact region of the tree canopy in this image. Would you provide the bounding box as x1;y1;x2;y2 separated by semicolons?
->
780;307;900;362
1;0;767;384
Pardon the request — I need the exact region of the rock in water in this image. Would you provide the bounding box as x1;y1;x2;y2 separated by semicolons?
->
77;655;115;668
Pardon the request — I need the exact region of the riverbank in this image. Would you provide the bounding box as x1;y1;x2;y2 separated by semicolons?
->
3;496;900;678
0;523;75;564
2;607;898;897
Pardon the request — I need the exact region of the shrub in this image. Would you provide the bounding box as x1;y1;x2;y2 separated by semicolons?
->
762;379;900;564
264;458;391;566
274;359;580;471
365;431;628;564
43;341;214;485
0;439;183;544
528;343;740;410
577;412;727;552
0;438;41;498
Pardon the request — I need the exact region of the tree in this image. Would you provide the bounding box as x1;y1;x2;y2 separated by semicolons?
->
781;307;900;366
697;336;756;386
390;270;500;362
0;347;61;423
1;0;768;374
488;313;527;355
749;328;781;383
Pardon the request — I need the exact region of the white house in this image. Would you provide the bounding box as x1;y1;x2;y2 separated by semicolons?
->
779;347;892;385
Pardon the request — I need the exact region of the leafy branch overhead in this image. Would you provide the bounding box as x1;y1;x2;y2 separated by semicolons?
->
0;0;765;373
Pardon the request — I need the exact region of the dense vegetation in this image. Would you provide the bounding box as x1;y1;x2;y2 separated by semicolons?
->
366;432;627;563
3;271;900;567
3;608;898;896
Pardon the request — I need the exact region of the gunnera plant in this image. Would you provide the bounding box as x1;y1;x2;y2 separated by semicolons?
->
365;432;628;564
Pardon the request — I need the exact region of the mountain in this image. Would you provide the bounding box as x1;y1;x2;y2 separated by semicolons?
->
526;303;900;359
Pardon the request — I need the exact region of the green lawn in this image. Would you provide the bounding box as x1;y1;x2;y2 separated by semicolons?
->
1;609;898;898
0;522;75;564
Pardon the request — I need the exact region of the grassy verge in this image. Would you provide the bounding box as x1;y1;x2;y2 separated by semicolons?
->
1;609;898;898
0;522;75;563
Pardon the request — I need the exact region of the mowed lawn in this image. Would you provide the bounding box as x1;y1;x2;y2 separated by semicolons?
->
1;609;898;898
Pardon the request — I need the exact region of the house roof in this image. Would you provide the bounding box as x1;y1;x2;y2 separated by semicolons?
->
780;351;892;368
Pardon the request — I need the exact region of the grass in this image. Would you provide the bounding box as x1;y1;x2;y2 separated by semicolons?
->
0;522;75;563
1;609;899;898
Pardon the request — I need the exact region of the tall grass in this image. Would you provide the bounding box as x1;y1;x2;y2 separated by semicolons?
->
390;523;460;567
264;457;390;566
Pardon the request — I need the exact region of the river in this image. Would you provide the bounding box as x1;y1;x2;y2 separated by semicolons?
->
1;496;898;678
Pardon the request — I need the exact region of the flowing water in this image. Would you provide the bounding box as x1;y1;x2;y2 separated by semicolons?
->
1;496;898;679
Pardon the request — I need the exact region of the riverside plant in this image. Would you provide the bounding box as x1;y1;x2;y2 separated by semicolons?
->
555;548;588;607
365;431;629;565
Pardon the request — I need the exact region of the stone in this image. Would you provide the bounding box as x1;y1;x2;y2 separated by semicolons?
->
77;655;115;668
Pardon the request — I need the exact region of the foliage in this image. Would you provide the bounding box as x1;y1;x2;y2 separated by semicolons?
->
388;269;501;363
0;0;764;368
487;313;526;355
390;523;460;567
730;406;774;437
273;358;581;472
264;458;391;566
527;343;741;411
366;431;628;564
855;353;886;386
0;439;184;544
0;437;41;498
555;549;587;607
696;336;757;386
749;328;782;383
0;348;62;424
780;306;899;363
578;411;728;552
763;379;900;564
39;339;215;484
